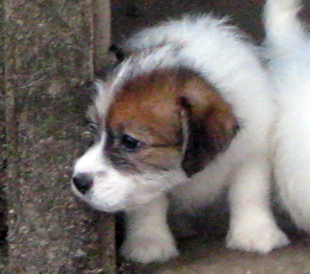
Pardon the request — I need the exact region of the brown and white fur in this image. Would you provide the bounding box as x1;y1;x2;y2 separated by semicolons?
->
72;15;288;264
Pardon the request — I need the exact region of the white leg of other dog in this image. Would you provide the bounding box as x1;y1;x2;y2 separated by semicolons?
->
121;194;178;263
226;154;289;253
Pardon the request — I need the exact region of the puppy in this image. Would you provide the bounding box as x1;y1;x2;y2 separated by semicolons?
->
264;0;310;232
72;15;288;264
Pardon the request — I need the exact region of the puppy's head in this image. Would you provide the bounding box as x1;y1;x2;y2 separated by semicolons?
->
72;67;238;212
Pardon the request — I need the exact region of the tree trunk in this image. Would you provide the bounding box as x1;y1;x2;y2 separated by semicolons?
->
3;0;116;273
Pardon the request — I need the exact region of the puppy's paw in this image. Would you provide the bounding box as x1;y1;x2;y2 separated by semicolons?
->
226;222;290;253
121;235;179;264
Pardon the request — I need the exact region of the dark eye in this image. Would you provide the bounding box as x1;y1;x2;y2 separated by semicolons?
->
89;122;98;137
121;134;140;152
84;121;99;146
106;126;115;146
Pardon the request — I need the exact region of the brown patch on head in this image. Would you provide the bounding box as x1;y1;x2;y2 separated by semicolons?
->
105;68;239;176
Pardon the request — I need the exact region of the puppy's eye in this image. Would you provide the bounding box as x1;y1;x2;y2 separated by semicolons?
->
89;122;98;137
121;134;140;152
83;121;99;146
106;127;115;145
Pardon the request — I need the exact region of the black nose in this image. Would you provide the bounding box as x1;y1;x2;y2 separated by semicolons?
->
72;173;93;194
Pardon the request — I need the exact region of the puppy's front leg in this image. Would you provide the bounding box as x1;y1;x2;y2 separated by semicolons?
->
226;154;289;253
121;194;178;264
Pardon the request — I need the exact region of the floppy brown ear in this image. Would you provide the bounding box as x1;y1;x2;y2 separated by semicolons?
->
179;81;239;177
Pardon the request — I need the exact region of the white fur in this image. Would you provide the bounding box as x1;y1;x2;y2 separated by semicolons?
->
264;0;310;232
121;195;179;263
73;15;288;263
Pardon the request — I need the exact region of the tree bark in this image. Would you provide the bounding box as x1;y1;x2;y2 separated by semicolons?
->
3;0;116;273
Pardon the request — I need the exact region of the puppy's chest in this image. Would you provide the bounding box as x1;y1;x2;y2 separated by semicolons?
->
169;163;231;209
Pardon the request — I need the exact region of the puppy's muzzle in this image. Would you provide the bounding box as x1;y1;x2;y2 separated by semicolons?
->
72;173;93;194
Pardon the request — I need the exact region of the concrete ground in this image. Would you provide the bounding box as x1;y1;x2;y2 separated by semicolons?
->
154;235;310;274
112;1;310;273
118;207;310;274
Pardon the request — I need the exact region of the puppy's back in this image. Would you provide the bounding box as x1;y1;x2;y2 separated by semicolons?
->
126;15;237;50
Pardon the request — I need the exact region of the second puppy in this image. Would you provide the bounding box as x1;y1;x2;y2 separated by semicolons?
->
264;0;310;232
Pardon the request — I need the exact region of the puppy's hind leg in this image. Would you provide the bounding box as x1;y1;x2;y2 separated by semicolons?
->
226;154;289;253
121;194;178;264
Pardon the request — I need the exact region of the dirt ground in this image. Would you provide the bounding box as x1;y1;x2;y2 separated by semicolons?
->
111;1;310;273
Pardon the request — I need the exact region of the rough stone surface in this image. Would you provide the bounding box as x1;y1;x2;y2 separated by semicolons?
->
0;1;8;271
3;0;115;273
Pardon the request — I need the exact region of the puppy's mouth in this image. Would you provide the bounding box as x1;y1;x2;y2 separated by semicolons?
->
71;172;167;212
71;173;124;212
71;182;129;212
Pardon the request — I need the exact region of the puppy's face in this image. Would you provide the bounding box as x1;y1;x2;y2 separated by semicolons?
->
72;68;238;212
